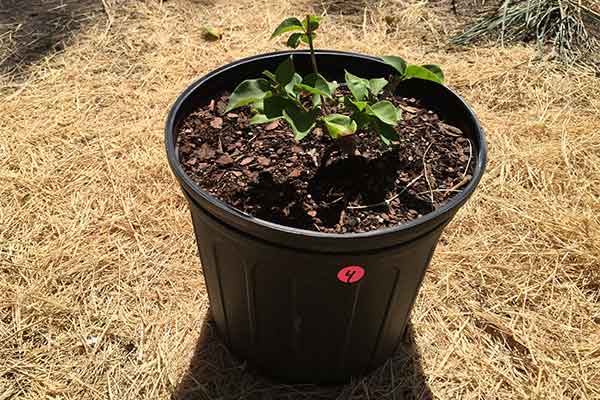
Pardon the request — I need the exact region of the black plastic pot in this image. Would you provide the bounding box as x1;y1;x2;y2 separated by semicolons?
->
165;50;487;383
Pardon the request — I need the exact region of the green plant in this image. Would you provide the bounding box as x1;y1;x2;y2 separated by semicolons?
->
224;54;336;140
340;71;401;145
224;16;446;148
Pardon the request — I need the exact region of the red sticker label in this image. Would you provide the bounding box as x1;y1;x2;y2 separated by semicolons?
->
337;266;365;284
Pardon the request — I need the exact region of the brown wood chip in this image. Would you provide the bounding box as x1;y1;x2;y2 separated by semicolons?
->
196;143;216;160
399;104;421;114
216;154;233;166
257;156;270;166
264;120;279;130
240;156;254;166
210;117;223;129
439;122;463;137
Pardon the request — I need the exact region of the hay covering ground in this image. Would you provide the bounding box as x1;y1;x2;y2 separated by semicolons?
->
1;0;599;399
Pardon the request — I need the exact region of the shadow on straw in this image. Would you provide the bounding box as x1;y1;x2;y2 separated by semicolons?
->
173;313;432;400
0;0;101;76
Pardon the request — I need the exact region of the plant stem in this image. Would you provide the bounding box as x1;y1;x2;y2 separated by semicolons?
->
305;15;328;113
320;96;329;114
305;15;319;75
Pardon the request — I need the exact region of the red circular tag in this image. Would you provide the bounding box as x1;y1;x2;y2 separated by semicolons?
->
337;266;365;284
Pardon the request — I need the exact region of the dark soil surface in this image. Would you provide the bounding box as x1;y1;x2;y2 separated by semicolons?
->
177;92;474;233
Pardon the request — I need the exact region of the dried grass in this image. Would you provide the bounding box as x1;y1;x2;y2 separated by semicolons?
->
1;0;599;399
452;0;600;69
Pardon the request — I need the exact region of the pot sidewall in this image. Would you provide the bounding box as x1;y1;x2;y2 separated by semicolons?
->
165;50;487;383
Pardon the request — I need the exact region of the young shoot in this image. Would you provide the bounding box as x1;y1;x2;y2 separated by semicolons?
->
271;15;321;74
381;55;445;92
225;16;446;151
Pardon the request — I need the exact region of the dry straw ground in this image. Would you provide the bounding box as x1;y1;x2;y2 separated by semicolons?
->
1;0;599;399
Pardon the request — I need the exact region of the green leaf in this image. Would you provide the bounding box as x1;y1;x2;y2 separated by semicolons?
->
322;114;357;139
312;93;321;107
263;95;289;119
381;55;407;75
326;79;339;94
295;83;320;96
270;17;305;39
301;15;321;31
275;56;295;87
284;73;303;98
287;32;303;48
352;111;372;130
404;64;444;84
263;59;301;97
283;107;317;141
373;120;398;145
368;78;388;96
225;79;271;112
250;113;280;124
251;98;264;112
422;64;444;83
347;98;367;112
366;100;402;125
263;96;317;140
300;32;316;44
344;70;369;101
262;70;277;83
297;73;336;99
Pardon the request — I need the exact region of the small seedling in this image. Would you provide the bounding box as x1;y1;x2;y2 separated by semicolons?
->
225;16;445;150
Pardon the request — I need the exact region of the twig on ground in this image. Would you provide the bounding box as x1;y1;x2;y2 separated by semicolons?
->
347;173;424;210
448;175;472;192
324;196;345;206
416;173;472;197
248;131;261;143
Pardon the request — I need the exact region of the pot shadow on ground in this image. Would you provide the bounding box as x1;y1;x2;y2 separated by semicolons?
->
0;0;104;77
173;314;432;400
